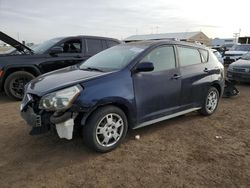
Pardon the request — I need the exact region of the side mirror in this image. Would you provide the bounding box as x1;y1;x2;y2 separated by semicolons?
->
134;62;154;73
49;46;63;55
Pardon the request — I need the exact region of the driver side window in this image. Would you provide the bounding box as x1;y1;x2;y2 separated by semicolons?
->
141;46;176;72
58;39;82;53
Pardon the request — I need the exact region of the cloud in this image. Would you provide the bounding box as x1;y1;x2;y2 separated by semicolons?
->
0;0;249;42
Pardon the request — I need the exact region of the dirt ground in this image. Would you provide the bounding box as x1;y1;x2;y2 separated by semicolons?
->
0;85;250;188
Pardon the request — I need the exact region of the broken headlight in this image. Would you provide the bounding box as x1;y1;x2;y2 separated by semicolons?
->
39;85;82;111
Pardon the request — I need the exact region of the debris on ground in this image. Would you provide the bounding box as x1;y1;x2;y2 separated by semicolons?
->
135;135;140;140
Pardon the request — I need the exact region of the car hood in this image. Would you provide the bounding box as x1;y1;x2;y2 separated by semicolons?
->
0;31;33;54
26;66;113;96
231;59;250;68
0;54;37;69
225;51;248;55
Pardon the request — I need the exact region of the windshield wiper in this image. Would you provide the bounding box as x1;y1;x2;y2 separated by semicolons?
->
81;66;104;72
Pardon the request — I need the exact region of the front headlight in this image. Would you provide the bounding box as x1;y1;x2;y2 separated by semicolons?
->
39;85;82;111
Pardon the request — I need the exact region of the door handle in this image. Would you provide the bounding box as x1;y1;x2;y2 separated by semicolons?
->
204;68;210;73
171;74;182;79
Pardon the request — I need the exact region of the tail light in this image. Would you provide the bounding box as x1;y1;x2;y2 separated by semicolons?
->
0;70;4;77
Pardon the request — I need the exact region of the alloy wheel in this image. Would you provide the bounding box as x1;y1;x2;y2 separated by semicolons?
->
206;90;218;113
95;113;124;147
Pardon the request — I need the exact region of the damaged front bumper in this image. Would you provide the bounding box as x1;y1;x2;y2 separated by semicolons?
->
21;100;78;140
21;106;51;135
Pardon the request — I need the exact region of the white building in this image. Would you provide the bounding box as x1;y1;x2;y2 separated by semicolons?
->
124;31;211;46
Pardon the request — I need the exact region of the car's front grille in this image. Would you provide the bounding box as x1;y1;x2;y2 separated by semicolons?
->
233;67;250;73
233;67;247;72
224;58;235;64
225;54;242;57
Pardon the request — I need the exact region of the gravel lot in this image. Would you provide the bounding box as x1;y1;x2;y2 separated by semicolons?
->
0;84;250;188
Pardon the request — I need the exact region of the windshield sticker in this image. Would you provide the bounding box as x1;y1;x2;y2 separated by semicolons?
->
129;47;144;53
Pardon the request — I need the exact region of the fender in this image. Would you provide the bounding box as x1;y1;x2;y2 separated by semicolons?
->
0;64;42;90
80;96;136;128
3;64;42;78
210;80;224;97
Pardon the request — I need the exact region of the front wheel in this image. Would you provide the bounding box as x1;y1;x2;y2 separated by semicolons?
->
4;71;35;100
83;106;128;153
199;87;220;116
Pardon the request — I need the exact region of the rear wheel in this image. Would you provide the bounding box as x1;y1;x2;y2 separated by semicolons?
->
83;106;128;153
199;87;219;116
4;71;35;100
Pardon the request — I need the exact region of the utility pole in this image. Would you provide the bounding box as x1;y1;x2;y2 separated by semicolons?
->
17;32;20;41
233;29;241;43
233;32;240;43
151;27;154;34
156;26;159;34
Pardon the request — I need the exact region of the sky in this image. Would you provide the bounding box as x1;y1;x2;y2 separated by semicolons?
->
0;0;249;43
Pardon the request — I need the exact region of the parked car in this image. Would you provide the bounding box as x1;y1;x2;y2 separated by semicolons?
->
223;44;250;64
20;41;224;152
0;31;120;100
212;46;227;56
223;43;237;51
212;49;224;64
227;51;250;82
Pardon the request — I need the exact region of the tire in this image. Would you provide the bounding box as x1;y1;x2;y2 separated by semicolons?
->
4;71;35;100
199;87;220;116
83;106;128;153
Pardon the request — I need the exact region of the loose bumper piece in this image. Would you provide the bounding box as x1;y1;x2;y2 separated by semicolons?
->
55;118;75;140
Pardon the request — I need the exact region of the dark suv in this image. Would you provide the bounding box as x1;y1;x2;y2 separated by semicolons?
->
0;31;120;100
20;41;224;152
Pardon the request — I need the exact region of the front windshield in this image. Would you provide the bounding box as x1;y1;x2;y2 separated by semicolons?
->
32;38;63;54
241;52;250;60
80;45;145;71
232;45;250;51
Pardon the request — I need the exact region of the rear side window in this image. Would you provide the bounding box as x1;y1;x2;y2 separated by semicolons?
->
199;49;209;62
141;46;176;72
86;39;103;55
177;46;202;66
102;40;108;49
107;40;119;48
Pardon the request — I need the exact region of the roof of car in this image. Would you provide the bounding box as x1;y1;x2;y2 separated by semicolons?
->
238;44;250;46
124;31;202;41
123;40;208;50
62;35;121;42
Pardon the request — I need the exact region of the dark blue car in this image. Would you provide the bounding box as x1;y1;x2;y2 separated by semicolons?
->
21;41;224;152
